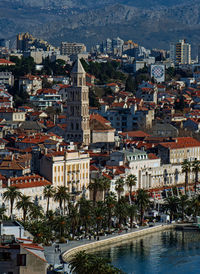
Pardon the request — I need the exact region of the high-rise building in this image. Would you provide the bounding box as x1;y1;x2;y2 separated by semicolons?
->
0;39;10;49
198;45;200;64
170;39;191;64
65;59;90;146
17;33;52;51
60;42;86;55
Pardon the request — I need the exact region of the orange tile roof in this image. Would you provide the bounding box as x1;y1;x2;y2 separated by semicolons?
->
120;131;150;138
160;137;200;149
0;59;15;65
148;153;159;160
5;174;51;189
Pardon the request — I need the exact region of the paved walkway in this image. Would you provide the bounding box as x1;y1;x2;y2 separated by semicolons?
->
44;222;165;267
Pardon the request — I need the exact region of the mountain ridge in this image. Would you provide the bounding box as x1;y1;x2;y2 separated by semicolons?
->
0;0;199;52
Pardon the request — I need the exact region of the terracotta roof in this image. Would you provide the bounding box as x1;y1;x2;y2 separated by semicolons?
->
5;174;51;189
37;88;57;95
90;113;114;131
148;153;159;160
159;137;200;149
0;59;15;65
120;131;150;138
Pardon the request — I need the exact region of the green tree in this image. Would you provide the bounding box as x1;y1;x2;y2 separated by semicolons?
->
102;177;111;202
136;189;150;225
125;174;137;203
68;203;79;239
125;74;136;93
29;204;44;221
53;215;67;239
79;197;93;237
16;195;33;223
88;178;104;206
181;159;191;195
192;160;200;193
115;197;128;226
43;185;55;214
54;186;70;215
164;196;179;222
93;201;106;236
0;207;7;220
178;195;188;221
190;195;200;217
115;178;125;200
69;251;124;274
105;192;117;231
127;204;137;228
3;186;21;216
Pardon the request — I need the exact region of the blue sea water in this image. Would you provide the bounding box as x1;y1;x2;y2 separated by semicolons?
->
94;230;200;274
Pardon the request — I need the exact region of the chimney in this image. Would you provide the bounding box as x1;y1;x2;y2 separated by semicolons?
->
7;178;10;187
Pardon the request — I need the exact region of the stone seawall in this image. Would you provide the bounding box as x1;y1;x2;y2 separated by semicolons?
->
62;224;173;262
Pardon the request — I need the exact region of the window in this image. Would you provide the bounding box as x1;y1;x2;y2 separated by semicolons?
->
54;166;57;172
0;252;11;261
61;166;64;172
17;254;26;266
58;166;60;172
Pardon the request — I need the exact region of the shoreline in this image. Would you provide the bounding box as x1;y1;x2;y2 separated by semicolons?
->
62;224;173;262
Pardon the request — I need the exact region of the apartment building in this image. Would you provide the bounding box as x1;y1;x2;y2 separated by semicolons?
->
40;150;90;198
60;42;86;55
170;39;191;65
157;137;200;164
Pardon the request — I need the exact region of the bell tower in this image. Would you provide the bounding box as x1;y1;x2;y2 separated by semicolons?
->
65;59;90;146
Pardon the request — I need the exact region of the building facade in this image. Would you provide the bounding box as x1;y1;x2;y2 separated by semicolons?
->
65;59;90;146
60;42;86;55
170;40;191;65
40;150;90;198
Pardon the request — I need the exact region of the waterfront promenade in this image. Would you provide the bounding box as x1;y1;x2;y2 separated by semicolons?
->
44;223;172;267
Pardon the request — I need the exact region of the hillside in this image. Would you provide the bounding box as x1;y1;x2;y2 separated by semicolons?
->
0;0;200;51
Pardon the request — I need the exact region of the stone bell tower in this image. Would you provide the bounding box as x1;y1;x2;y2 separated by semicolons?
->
65;59;90;146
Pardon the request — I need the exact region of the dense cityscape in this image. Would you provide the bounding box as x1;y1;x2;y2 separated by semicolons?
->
0;31;200;273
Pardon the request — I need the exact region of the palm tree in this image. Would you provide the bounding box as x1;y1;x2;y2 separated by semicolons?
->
0;207;7;220
53;215;67;239
181;159;191;195
69;251;123;274
115;178;125;200
164;196;179;222
29;204;44;221
68;203;79;239
192;160;200;193
16;195;33;223
127;204;137;228
105;192;117;232
79;197;92;237
178;195;188;221
88;178;104;206
115;197;128;227
69;251;91;274
190;195;200;217
93;201;106;236
136;189;150;225
54;186;69;215
125;174;137;203
3;186;21;217
102;177;111;202
43;185;55;214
